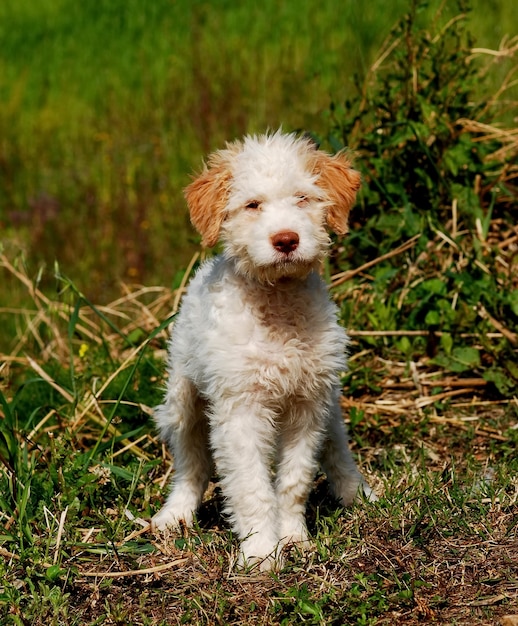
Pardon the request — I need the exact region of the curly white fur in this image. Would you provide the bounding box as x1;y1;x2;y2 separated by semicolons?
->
152;131;373;571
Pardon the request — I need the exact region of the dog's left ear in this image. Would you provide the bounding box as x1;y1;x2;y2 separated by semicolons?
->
313;151;361;235
184;156;232;248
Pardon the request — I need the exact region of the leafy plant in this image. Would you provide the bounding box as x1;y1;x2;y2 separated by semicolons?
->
323;0;517;391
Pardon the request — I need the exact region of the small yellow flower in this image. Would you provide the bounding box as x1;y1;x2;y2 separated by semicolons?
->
79;343;89;358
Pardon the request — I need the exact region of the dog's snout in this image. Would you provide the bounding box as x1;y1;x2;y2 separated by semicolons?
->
271;231;299;254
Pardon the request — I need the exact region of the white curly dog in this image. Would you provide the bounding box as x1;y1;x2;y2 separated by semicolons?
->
153;131;372;570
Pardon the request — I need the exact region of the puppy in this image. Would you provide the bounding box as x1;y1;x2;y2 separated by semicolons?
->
153;131;372;570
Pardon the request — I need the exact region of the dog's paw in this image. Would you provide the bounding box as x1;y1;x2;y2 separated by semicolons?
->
358;480;378;503
236;535;281;572
236;549;283;573
236;550;283;573
334;474;378;507
278;521;311;551
151;507;194;532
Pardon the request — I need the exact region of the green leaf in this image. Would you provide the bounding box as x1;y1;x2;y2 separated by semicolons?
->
45;564;64;582
483;367;515;396
452;346;481;368
504;359;518;381
434;346;481;373
127;328;146;345
508;291;518;317
425;310;441;326
440;333;453;355
421;279;446;296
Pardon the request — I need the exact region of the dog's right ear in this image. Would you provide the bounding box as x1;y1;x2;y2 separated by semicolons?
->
312;151;361;236
184;161;232;248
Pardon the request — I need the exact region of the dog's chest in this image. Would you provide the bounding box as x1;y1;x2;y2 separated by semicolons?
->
208;276;347;397
252;289;327;346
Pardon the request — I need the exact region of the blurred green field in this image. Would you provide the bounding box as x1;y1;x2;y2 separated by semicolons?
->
0;0;516;299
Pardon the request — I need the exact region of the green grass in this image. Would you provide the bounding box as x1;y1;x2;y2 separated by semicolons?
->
0;0;516;298
1;2;518;624
1;0;410;294
0;268;516;624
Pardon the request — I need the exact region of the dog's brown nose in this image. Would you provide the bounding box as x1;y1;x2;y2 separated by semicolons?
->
271;231;300;254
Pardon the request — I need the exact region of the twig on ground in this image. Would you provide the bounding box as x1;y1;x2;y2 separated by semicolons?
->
476;304;518;345
331;235;420;287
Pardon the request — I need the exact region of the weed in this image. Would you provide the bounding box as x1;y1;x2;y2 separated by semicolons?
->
323;0;517;395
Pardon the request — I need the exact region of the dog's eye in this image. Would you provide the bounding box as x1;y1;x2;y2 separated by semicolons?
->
245;200;261;210
295;194;309;207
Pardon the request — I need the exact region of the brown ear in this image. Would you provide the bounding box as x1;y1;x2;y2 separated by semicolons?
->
313;151;361;235
184;161;232;248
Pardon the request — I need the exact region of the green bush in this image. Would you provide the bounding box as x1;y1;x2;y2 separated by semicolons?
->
322;0;517;394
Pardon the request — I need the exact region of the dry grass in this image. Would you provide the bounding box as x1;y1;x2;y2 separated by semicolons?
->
2;6;518;623
1;240;517;625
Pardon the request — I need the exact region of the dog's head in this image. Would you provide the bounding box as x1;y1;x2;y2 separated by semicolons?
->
184;131;361;281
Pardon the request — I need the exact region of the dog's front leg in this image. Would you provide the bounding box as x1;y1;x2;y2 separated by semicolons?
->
275;402;326;550
152;376;211;530
209;399;280;571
